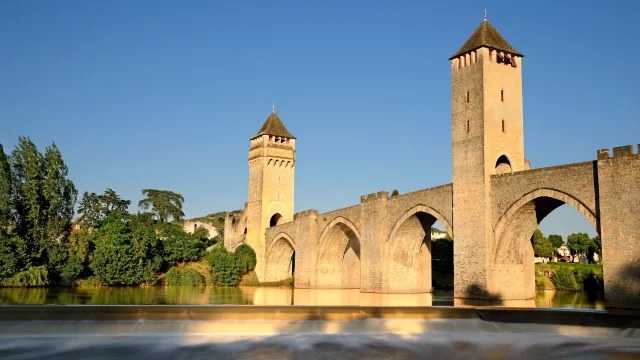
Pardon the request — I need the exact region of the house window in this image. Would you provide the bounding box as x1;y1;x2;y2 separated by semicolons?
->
502;119;505;133
466;90;470;104
501;89;504;102
466;120;470;133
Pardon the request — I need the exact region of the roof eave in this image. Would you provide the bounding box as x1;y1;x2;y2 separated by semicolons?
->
448;46;524;60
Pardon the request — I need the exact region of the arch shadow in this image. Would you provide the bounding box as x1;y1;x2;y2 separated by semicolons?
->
316;217;362;289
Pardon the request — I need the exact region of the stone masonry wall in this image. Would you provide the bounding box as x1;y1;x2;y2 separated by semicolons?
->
597;145;640;309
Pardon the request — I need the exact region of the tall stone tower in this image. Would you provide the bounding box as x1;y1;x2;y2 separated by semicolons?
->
450;16;526;299
246;109;296;281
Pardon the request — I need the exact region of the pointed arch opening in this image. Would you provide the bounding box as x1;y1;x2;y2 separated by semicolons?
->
387;205;453;293
491;189;599;300
495;155;512;174
270;213;284;227
316;218;362;289
264;234;295;283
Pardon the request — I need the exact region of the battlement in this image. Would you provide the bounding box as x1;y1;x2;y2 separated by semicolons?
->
597;145;640;160
360;191;389;203
295;209;318;219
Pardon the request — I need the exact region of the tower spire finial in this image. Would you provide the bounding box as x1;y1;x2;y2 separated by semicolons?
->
484;9;487;21
272;101;275;113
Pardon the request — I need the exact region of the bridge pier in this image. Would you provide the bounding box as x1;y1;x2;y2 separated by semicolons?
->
597;146;640;310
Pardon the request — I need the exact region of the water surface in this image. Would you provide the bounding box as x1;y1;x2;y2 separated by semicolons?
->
0;287;605;308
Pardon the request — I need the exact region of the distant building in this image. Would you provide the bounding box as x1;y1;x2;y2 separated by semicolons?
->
182;221;219;239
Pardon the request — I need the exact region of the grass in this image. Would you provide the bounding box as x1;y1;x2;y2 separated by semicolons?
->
536;262;603;273
238;271;294;287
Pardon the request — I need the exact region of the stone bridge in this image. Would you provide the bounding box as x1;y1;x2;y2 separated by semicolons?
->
225;18;640;309
262;146;640;309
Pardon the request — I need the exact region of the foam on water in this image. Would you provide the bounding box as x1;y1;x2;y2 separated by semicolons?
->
0;319;638;359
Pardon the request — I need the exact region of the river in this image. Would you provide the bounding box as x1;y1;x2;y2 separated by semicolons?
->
0;287;605;308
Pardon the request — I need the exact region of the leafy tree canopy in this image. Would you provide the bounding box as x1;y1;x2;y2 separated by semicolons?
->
138;189;185;223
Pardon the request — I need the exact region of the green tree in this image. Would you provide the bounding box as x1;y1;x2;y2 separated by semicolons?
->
138;189;185;223
0;234;19;279
548;234;563;249
9;138;76;268
99;188;131;218
193;226;210;241
391;189;399;197
588;235;602;263
10;137;47;265
42;143;77;243
531;229;554;258
0;144;11;234
156;223;204;266
210;250;241;286
552;267;579;290
567;233;593;263
234;244;257;274
77;192;102;228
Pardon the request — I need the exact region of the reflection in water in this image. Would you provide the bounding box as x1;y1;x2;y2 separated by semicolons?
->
0;287;605;308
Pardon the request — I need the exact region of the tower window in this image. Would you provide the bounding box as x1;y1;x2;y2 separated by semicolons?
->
466;120;470;133
458;57;461;69
501;89;504;102
502;119;505;132
466;90;470;104
473;51;477;64
489;49;493;62
464;55;467;67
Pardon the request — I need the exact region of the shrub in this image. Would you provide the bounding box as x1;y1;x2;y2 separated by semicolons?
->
180;268;205;286
210;251;241;286
1;266;49;287
552;267;579;290
164;267;182;286
234;244;256;274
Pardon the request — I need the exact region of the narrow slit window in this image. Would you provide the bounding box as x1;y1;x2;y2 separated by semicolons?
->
466;120;470;133
502;119;505;133
501;89;504;102
489;49;493;62
458;57;461;69
466;90;470;103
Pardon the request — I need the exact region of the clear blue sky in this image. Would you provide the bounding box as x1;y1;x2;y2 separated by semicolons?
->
1;1;638;239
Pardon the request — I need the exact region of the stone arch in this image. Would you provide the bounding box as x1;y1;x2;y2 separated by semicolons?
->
490;188;599;299
387;205;453;293
495;155;512;174
316;217;362;289
264;233;295;282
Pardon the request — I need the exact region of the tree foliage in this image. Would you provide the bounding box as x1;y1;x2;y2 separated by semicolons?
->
548;234;563;249
78;189;131;228
391;189;399;197
532;229;554;258
138;189;185;223
234;244;257;274
567;233;593;262
0;144;11;234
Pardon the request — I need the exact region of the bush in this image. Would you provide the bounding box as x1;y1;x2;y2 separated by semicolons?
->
234;244;256;274
552;267;579;290
1;266;49;287
180;268;205;286
164;267;182;285
210;250;241;286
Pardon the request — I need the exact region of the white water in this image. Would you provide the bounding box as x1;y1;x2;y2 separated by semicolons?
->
0;319;638;359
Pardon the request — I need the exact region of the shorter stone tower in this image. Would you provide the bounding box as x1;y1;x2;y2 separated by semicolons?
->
243;110;296;281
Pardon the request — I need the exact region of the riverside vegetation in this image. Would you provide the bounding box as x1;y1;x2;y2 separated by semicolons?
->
0;137;259;287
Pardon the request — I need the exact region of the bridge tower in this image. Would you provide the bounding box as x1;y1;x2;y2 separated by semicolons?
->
246;109;296;281
450;16;527;299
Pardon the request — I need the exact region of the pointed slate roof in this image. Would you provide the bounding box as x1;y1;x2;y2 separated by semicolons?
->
253;111;296;139
449;20;523;60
